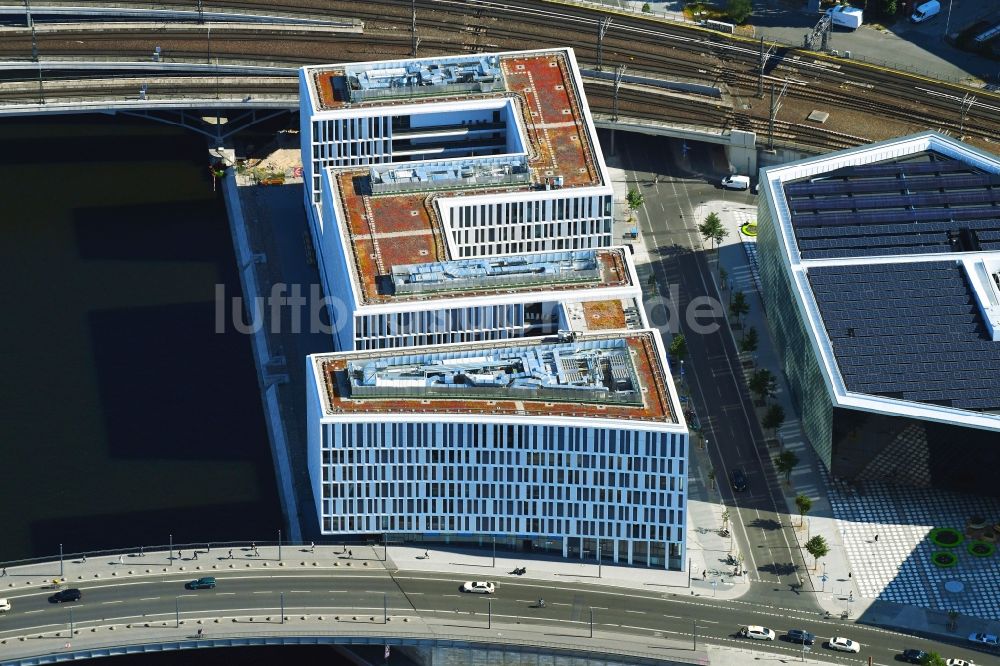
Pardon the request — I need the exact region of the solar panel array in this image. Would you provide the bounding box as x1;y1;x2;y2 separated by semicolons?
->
808;261;1000;411
784;152;1000;259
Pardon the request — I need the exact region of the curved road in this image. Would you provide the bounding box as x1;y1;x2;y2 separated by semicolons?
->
0;566;991;664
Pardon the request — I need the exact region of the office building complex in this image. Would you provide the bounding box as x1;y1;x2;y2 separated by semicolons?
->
300;49;689;567
758;131;1000;496
298;49;619;351
307;331;688;568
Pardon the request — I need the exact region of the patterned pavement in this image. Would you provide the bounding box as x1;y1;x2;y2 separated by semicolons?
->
829;475;1000;619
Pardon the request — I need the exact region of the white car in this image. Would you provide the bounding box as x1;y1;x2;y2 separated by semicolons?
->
461;581;495;594
0;598;9;613
968;632;999;647
828;636;861;653
947;659;976;666
721;174;750;191
741;625;776;641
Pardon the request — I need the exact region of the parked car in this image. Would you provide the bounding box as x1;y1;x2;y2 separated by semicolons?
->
968;633;999;647
49;588;82;603
786;629;815;645
828;636;861;653
946;658;976;666
910;0;941;22
461;581;495;594
729;468;749;492
0;598;10;613
899;649;928;663
740;626;776;641
721;174;751;191
185;577;217;590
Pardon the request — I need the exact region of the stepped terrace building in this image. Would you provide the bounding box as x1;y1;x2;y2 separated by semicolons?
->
300;49;689;567
307;330;689;569
757;131;1000;496
298;49;620;351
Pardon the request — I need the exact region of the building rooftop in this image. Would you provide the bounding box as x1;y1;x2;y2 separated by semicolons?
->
809;260;1000;412
337;160;629;303
763;131;1000;429
319;51;607;306
785;151;1000;260
315;331;677;425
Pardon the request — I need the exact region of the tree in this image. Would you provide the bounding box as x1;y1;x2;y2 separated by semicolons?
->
669;333;688;363
774;450;799;485
726;0;753;23
761;403;785;439
804;535;829;571
795;494;812;527
626;188;645;211
748;367;777;404
920;652;947;666
698;212;728;252
740;326;759;357
881;0;898;18
729;290;749;328
641;1;651;11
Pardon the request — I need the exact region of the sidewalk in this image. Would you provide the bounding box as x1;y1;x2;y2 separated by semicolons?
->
700;202;1000;640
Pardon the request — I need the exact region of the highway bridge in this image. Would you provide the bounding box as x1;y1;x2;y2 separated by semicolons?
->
0;544;992;665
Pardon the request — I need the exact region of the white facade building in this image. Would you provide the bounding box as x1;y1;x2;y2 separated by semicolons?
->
300;49;690;567
307;331;689;569
299;49;621;351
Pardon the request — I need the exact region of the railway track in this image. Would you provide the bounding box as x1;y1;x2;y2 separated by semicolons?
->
0;0;996;154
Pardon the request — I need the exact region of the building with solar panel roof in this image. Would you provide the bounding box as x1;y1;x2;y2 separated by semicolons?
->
757;131;1000;496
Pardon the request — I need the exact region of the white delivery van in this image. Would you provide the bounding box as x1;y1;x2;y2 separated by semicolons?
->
910;0;941;22
826;5;864;30
721;174;751;190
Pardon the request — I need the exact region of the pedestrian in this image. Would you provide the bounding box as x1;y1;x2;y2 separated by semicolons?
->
250;541;256;551
254;546;259;556
119;554;124;565
1;567;6;577
849;591;853;601
424;549;429;559
702;570;707;580
139;546;145;557
197;628;203;637
348;549;352;559
310;541;315;553
193;551;199;560
874;534;879;543
228;549;233;559
848;571;852;579
178;550;183;559
82;554;87;564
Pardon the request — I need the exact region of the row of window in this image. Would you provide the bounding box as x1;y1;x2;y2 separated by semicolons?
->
323;512;680;542
324;448;680;471
324;422;687;459
354;304;528;339
453;197;613;227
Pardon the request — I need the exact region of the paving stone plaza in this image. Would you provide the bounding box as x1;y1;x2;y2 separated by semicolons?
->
830;474;1000;620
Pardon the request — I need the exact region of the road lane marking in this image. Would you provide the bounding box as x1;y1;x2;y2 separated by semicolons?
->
289;590;311;593
139;597;160;601
101;601;123;605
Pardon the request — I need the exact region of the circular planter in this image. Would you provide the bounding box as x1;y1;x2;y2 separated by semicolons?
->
930;528;964;548
967;541;995;558
932;551;958;568
740;221;758;237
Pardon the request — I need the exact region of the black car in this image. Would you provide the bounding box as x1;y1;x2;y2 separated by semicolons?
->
786;629;815;645
729;468;749;492
899;649;927;663
49;588;82;603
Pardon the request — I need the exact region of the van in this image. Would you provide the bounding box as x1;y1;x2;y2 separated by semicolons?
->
721;174;751;190
910;0;940;22
826;5;864;30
